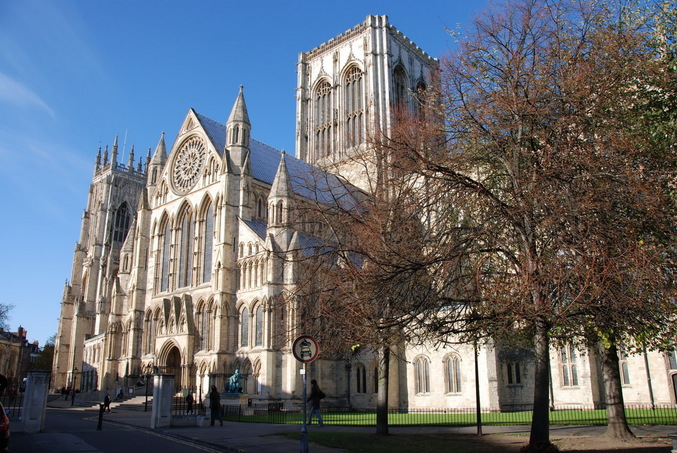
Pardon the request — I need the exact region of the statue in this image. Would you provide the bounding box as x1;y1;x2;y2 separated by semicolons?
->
227;369;242;393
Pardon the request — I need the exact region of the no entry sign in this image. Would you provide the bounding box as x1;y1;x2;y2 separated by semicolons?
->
292;335;319;363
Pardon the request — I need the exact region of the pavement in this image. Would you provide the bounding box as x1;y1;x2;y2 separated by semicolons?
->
41;395;677;453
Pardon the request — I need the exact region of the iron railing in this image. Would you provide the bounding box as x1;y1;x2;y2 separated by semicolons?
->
205;403;677;427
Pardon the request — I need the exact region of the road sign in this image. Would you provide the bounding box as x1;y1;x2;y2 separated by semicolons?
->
292;335;319;363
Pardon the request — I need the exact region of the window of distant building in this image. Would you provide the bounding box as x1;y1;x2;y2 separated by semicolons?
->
314;79;333;160
561;344;579;387
620;347;631;385
201;201;213;283
445;354;462;393
178;205;193;288
356;364;367;393
254;305;263;347
345;65;365;149
240;307;249;348
414;356;430;394
112;202;132;245
393;64;407;110
507;361;522;385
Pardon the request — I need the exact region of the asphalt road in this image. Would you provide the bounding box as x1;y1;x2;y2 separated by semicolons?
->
10;408;229;453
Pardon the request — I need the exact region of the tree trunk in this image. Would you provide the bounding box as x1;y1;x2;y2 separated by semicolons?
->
376;345;390;436
599;341;635;439
527;317;553;452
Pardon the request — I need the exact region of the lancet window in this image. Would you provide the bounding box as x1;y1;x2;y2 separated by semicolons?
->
345;65;364;148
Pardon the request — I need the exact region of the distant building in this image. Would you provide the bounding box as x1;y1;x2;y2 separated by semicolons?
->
0;326;40;392
52;15;677;410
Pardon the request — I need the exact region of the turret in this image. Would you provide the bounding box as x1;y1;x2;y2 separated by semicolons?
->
225;86;251;171
147;132;167;186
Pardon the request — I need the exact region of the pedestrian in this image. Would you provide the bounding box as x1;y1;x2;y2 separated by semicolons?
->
185;390;194;414
306;379;325;427
103;392;111;412
209;385;223;426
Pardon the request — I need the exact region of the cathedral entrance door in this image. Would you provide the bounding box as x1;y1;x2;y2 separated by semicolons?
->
166;346;182;392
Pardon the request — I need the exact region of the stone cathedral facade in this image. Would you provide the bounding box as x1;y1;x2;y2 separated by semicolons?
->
53;15;677;410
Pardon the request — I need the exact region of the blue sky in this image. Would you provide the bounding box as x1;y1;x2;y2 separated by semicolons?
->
0;0;487;347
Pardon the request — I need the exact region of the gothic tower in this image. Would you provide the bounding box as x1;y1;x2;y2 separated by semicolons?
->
53;137;147;391
295;15;438;192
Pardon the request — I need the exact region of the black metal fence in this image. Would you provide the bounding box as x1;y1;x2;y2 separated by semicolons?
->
213;403;677;427
0;392;23;419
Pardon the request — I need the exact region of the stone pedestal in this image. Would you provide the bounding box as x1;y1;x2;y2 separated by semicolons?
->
150;374;174;429
21;371;50;433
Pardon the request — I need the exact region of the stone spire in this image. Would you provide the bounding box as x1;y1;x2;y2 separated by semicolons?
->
226;86;251;168
147;132;167;185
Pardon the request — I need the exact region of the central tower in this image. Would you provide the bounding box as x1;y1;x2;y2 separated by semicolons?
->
295;15;437;191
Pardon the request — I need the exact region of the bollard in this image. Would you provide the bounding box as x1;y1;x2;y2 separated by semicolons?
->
97;403;104;430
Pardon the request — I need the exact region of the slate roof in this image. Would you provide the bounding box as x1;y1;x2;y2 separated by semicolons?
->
194;112;364;210
242;218;268;240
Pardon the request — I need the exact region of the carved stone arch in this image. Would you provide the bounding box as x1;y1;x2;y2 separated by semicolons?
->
340;61;365;81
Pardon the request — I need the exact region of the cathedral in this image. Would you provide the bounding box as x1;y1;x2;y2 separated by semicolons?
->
52;15;677;411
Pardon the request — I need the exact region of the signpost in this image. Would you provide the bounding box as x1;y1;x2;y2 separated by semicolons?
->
292;335;319;453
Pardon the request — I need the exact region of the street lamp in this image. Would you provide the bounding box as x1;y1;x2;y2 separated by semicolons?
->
71;367;78;406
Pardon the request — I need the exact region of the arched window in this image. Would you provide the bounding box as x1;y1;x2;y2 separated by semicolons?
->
393;65;407;109
345;66;364;148
197;304;207;350
240;307;249;348
561;344;578;387
619;347;630;385
414;356;430;394
160;222;171;292
178;206;193;288
356;364;367;393
255;305;263;347
445;355;462;393
112;203;132;245
507;361;522;385
202;202;214;283
314;80;333;159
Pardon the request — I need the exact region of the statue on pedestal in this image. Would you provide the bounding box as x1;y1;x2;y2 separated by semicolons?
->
227;369;242;393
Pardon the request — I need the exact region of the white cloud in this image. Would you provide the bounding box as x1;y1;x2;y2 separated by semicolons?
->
0;72;55;117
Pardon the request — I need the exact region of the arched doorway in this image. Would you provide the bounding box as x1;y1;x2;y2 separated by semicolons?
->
166;346;182;391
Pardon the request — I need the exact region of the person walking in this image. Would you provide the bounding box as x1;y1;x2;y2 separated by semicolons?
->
185;390;194;414
209;385;223;426
103;392;111;412
306;379;325;427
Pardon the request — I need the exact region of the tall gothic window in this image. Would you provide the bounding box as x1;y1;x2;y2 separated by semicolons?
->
255;305;263;347
112;202;132;245
345;66;364;148
561;344;579;387
178;206;193;288
356;364;367;393
414;356;430;394
202;202;214;283
393;65;407;109
240;307;249;348
160;222;171;292
619;347;630;385
314;80;333;159
445;355;462;393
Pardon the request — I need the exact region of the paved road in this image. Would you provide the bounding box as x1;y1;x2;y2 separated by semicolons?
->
10;408;229;453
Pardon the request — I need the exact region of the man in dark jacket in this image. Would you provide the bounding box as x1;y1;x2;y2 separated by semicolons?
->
209;385;223;426
306;379;324;427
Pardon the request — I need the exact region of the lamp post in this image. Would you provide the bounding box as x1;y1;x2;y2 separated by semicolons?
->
71;367;78;406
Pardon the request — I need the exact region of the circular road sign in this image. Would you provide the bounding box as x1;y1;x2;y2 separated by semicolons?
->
292;335;319;363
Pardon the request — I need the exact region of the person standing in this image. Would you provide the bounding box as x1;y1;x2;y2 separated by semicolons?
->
306;379;325;427
209;385;223;426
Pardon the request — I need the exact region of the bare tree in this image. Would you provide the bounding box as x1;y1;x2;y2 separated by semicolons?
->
383;0;677;450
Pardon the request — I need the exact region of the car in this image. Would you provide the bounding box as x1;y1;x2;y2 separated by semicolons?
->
0;401;9;452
